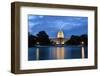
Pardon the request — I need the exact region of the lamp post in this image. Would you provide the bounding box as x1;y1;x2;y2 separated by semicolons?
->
81;41;84;45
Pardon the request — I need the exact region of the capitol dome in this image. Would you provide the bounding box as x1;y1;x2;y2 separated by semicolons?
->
56;31;64;45
57;31;64;38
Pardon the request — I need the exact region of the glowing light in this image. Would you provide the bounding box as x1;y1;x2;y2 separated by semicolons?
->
81;41;84;45
36;48;39;60
82;46;85;58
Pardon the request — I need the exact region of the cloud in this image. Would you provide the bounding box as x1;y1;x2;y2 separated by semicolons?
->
28;15;88;37
28;22;41;33
28;15;38;20
28;15;44;20
38;16;44;18
52;20;86;30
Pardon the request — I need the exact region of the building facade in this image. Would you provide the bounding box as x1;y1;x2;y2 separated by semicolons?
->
50;31;69;45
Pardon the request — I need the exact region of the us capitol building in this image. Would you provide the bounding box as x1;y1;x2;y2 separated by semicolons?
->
51;30;69;45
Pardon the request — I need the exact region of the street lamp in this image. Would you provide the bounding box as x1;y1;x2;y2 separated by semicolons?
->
81;41;84;45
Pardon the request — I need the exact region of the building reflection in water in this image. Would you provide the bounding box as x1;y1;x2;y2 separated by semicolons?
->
53;47;65;59
56;47;65;59
35;46;85;60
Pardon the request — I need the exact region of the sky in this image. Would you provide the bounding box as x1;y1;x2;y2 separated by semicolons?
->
28;15;88;38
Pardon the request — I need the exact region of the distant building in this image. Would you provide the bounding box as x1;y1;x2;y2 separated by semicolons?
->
56;30;64;45
50;30;69;45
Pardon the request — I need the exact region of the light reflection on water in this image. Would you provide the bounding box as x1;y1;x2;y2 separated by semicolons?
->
28;46;88;61
53;47;65;59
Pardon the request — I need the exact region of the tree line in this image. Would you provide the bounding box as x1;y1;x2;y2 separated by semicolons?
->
65;34;88;46
28;31;53;47
28;31;88;47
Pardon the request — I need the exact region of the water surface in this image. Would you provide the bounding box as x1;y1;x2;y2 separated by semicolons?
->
28;46;88;61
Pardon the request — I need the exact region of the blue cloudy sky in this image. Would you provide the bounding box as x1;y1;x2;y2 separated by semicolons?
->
28;15;88;38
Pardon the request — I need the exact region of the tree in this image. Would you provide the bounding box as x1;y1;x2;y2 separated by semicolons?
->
80;34;88;45
36;31;51;45
65;34;87;46
28;33;37;47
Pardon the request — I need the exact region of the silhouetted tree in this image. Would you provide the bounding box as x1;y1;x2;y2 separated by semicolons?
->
65;34;88;46
28;33;37;47
36;31;51;45
80;34;88;45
